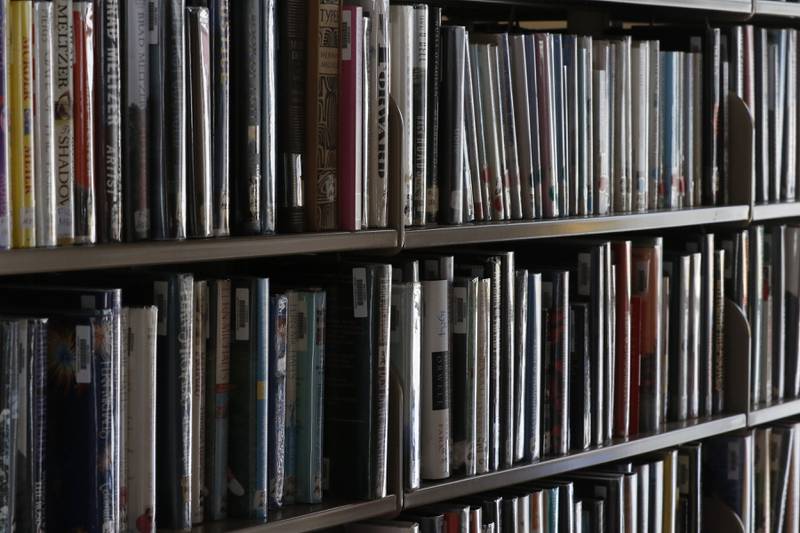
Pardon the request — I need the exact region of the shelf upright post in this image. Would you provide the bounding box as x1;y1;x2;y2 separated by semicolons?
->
724;298;752;414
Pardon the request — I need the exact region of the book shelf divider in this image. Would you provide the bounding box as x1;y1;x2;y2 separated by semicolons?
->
725;298;752;415
702;496;747;533
728;93;756;220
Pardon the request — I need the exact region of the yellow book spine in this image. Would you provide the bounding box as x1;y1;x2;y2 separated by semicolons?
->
9;0;35;248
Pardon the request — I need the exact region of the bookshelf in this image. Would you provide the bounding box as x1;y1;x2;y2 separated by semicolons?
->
12;0;800;531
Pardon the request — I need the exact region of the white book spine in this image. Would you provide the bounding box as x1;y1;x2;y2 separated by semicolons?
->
389;6;413;226
631;42;648;213
786;30;797;201
648;41;660;211
421;279;451;479
362;15;370;229
476;278;491;474
33;2;56;247
367;0;389;228
124;306;158;533
683;53;695;209
477;44;506;221
592;59;610;215
54;0;74;244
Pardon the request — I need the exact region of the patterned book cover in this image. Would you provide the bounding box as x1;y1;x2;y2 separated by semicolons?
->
268;294;287;508
54;0;75;245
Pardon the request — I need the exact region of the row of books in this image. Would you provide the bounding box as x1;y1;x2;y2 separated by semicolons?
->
347;445;702;533
395;231;740;488
0;265;394;530
745;224;800;408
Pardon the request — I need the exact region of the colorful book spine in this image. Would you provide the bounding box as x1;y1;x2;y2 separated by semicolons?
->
0;0;9;249
33;0;56;247
268;293;287;508
123;307;157;533
228;278;269;521
54;0;74;244
296;290;325;503
10;0;36;248
72;0;95;244
205;279;230;520
94;0;122;243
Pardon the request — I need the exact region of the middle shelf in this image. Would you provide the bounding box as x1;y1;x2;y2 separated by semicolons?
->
403;413;746;508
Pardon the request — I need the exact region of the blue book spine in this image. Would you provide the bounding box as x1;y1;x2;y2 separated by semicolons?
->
296;290;325;504
268;294;287;508
253;279;269;520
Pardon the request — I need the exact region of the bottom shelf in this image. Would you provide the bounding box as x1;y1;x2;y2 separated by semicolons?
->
748;397;800;426
404;413;746;508
191;495;398;533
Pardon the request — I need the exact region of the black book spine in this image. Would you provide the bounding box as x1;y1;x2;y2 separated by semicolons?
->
210;0;230;237
166;0;187;239
230;0;262;234
701;234;715;417
31;320;47;531
500;253;515;467
94;0;122;243
148;0;168;239
123;0;150;241
712;249;725;413
426;7;441;224
541;308;552;457
277;0;306;233
570;303;591;451
260;0;276;234
438;26;465;225
154;275;193;530
550;272;570;456
452;277;470;474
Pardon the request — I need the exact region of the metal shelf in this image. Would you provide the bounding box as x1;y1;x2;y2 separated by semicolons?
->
404;414;746;509
751;202;800;221
191;496;398;533
0;230;398;275
753;0;800;18
748;398;800;426
403;206;750;249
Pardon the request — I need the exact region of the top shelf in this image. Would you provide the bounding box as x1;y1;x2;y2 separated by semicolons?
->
435;0;753;14
753;0;800;18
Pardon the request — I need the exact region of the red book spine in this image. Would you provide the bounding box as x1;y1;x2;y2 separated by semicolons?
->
613;241;632;438
73;1;95;244
337;5;361;231
629;295;642;436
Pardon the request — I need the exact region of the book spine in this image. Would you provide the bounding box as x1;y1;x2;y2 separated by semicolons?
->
10;0;36;248
360;15;369;230
497;34;521;220
209;0;229;236
228;279;268;520
525;273;541;462
72;0;94;244
510;35;534;220
31;320;47;530
191;281;207;524
422;279;451;479
306;0;340;231
367;0;388;228
0;321;18;533
514;271;528;462
489;259;501;469
94;0;121;243
338;5;362;232
471;44;492;221
268;294;287;508
372;266;392;498
785;30;797;201
494;41;511;219
53;0;73;245
389;5;412;227
33;1;56;247
536;34;558;218
123;0;149;241
166;0;186;239
570;303;591;451
277;0;305;233
476;278;491;473
411;4;427;226
689;253;702;419
425;7;440;223
0;1;10;249
186;6;212;238
593;43;610;216
631;42;648;213
148;0;167;239
712;249;725;413
259;0;275;234
296;290;325;503
440;26;465;225
553;273;571;456
772;226;787;402
205;280;230;520
284;291;300;504
452;278;470;474
463;40;483;221
613;242;631;438
92;312;116;531
125;307;157;533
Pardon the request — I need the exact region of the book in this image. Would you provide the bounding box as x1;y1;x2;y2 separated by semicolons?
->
306;0;340;231
439;26;466;225
53;0;74;245
339;5;364;232
152;275;194;529
477;277;491;473
123;307;157;533
33;0;56;247
542;269;570;457
513;270;528;462
267;293;287;509
10;0;36;248
411;4;427;226
148;0;168;240
94;0;122;243
612;241;631;437
294;289;325;504
228;277;269;520
165;0;187;240
210;0;230;237
260;0;276;235
425;7;441;224
390;5;413;227
570;302;591;451
122;0;150;241
665;254;690;422
704;431;754;533
230;0;262;234
525;273;542;462
191;281;207;524
453;276;479;475
185;6;213;238
205;279;230;520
